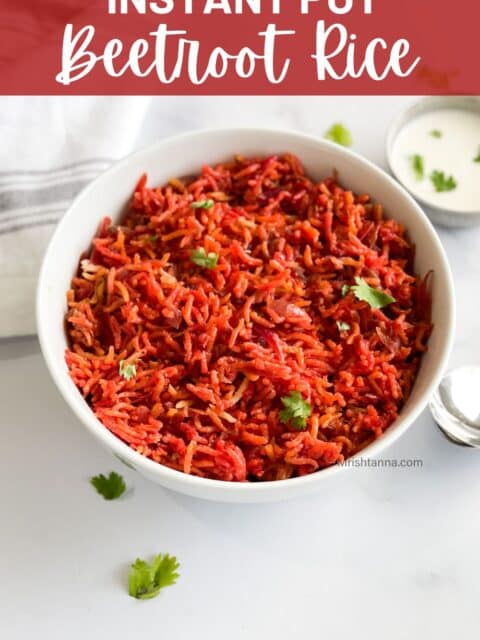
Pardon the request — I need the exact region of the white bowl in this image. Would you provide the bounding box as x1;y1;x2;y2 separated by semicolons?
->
37;128;455;503
386;96;480;228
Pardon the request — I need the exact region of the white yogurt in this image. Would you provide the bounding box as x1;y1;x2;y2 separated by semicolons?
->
390;108;480;213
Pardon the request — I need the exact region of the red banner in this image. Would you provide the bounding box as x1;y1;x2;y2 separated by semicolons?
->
1;0;477;95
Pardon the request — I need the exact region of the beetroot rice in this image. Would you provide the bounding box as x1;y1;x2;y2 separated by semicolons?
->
65;154;432;482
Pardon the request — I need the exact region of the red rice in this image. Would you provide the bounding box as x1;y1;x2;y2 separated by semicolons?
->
65;154;432;482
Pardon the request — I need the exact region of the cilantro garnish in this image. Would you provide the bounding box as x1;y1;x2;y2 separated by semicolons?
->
430;130;442;139
324;123;353;147
474;147;480;163
191;199;214;210
430;170;457;192
119;360;137;381
337;321;351;332
90;471;126;500
128;554;180;600
341;284;350;297
349;277;396;309
411;154;425;181
191;247;218;270
279;391;312;431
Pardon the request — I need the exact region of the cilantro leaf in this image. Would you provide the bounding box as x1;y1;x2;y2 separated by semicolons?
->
350;277;396;309
128;554;180;600
411;154;424;181
336;321;351;332
279;391;312;431
474;147;480;163
191;199;214;210
119;360;137;381
341;284;350;297
430;170;457;192
430;130;442;138
191;247;218;270
90;471;126;500
325;123;353;147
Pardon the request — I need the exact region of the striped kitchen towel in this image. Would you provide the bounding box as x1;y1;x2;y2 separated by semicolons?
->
0;96;150;338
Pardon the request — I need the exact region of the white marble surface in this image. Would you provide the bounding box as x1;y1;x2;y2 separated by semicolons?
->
1;96;480;639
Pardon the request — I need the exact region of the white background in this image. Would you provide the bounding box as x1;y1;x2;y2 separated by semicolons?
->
2;96;480;638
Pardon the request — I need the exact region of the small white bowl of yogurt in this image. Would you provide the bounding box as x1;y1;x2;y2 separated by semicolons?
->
387;97;480;227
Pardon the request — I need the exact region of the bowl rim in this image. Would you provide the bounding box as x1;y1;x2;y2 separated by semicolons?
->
37;126;455;497
386;95;480;217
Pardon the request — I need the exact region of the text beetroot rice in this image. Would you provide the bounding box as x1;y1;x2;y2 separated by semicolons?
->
66;154;432;482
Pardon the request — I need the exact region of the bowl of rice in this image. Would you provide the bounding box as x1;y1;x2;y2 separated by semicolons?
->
37;128;454;502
